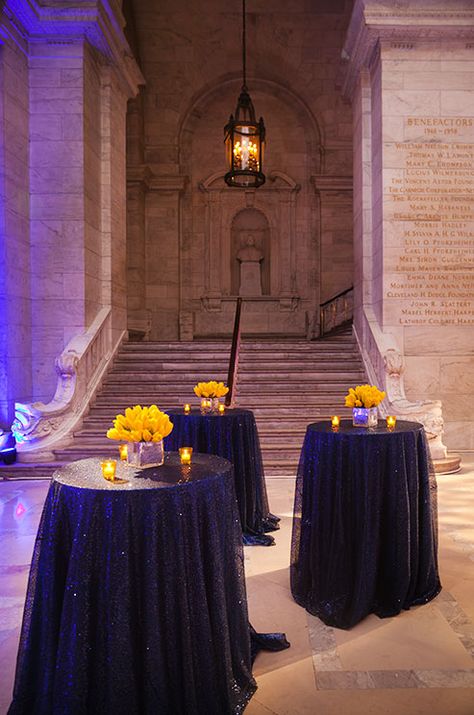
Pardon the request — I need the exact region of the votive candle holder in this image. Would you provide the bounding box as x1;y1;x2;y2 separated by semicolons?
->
183;403;191;414
101;459;117;482
179;447;193;465
386;415;397;431
331;415;340;430
118;444;128;461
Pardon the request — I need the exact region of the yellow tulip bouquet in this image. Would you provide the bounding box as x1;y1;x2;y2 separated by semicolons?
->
345;384;386;427
106;404;173;442
193;381;229;398
344;384;386;409
193;381;229;413
106;405;173;468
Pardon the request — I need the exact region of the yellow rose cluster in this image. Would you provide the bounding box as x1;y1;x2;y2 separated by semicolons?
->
193;381;229;398
106;405;173;443
344;384;386;409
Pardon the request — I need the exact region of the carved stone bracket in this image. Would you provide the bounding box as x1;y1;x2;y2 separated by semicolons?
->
12;308;124;460
355;308;453;464
382;347;447;460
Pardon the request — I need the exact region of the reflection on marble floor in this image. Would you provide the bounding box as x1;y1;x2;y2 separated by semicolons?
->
1;458;474;715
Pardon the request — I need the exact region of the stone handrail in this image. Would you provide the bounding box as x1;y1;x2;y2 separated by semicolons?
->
354;307;448;460
13;308;124;459
319;287;353;337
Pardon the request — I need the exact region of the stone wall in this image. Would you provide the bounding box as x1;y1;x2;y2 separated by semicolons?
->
344;0;474;451
0;18;31;426
126;0;354;339
0;0;143;428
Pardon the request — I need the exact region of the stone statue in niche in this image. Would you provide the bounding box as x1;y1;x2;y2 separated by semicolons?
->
237;233;263;296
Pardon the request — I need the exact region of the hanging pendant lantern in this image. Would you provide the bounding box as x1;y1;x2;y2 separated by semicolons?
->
224;0;265;188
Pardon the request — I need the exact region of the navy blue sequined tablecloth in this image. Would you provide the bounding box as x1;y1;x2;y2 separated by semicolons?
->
290;420;441;630
8;453;280;715
164;409;279;546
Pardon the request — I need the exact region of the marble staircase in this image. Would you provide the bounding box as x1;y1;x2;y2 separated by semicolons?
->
1;328;367;478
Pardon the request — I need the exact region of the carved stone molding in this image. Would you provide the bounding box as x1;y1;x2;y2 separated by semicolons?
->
341;0;474;100
2;0;144;95
146;172;188;194
311;174;353;196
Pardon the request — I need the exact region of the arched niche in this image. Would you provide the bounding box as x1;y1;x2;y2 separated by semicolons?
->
231;209;270;296
177;77;322;337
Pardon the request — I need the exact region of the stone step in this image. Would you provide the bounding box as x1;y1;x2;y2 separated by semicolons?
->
102;371;365;383
48;326;367;476
116;347;359;358
121;338;354;350
94;384;354;395
92;392;351;404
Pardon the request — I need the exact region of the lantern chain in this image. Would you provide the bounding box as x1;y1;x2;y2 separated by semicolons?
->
242;0;247;90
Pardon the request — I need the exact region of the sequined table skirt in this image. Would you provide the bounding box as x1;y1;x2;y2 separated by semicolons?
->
164;409;279;546
290;420;441;629
9;454;269;714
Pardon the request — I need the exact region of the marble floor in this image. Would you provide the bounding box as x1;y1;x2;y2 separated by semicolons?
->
1;457;473;714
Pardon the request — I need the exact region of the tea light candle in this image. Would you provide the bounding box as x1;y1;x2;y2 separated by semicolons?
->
386;415;397;430
183;403;191;414
179;447;193;465
118;444;128;461
218;403;225;414
101;459;117;481
331;415;340;429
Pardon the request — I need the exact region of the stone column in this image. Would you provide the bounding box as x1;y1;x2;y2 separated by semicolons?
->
0;14;31;427
311;175;353;302
0;1;143;415
126;95;150;338
146;174;187;340
343;0;474;451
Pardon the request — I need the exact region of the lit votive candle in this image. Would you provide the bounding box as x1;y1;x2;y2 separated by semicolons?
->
118;444;128;461
179;447;193;465
386;415;397;430
218;403;225;414
331;415;340;430
184;403;191;414
101;459;117;481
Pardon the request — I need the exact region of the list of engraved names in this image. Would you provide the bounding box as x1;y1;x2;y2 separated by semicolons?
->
386;117;474;326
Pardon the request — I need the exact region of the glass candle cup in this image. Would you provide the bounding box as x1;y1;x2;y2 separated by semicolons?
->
118;444;128;461
179;447;193;465
183;403;191;414
331;415;340;430
386;415;397;430
101;459;117;481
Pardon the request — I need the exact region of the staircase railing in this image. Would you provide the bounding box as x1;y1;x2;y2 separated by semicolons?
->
226;298;243;407
12;308;125;459
319;286;353;337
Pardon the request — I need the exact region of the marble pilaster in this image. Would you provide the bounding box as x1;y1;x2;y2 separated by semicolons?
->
343;0;474;450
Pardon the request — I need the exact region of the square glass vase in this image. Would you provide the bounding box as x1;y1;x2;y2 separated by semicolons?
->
352;407;378;428
127;440;164;468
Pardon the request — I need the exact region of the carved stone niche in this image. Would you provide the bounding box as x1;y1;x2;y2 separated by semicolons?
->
198;170;300;301
231;209;270;297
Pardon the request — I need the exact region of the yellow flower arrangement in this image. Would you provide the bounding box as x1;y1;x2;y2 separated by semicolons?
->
106;405;173;443
193;381;229;399
344;384;386;409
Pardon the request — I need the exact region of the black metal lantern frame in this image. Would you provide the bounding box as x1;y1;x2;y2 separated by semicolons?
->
224;0;265;188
